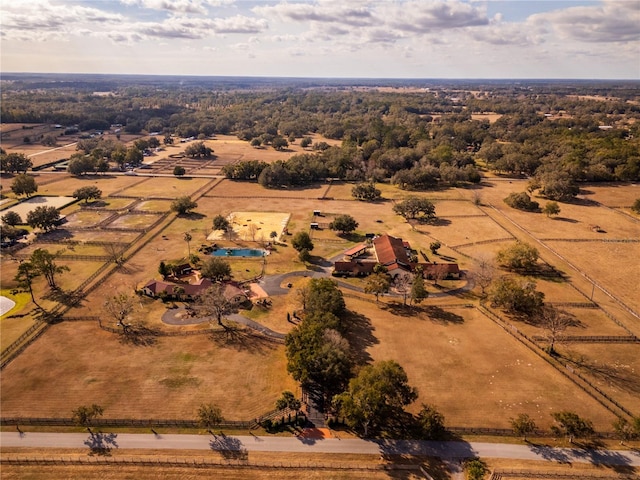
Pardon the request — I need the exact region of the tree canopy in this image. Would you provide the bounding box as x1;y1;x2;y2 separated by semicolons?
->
393;197;436;222
184;141;212;158
491;276;544;316
496;242;539;271
504;192;540;212
200;257;232;282
334;360;418;436
550;411;594;443
11;174;38;197
2;211;22;226
29;248;69;289
26;206;60;231
351;183;382;201
1;153;32;173
291;231;314;253
73;185;102;203
305;278;345;317
170;196;197;215
329;214;359;235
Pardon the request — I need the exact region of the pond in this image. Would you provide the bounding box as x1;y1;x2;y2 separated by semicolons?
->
211;248;267;257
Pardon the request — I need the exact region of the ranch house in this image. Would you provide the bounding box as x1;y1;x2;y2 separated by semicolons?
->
142;278;247;304
332;234;460;280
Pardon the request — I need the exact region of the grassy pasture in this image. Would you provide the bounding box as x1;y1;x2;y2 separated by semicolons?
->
512;202;639;240
103;212;163;229
115;177;212;198
579;183;640;207
0;321;296;420
343;296;617;431
39;228;140;244
135;199;173;212
63;210;114;228
557;343;640;417
208;179;329;199
34;173;145;197
0;258;104;315
506;306;632;338
545;241;640;314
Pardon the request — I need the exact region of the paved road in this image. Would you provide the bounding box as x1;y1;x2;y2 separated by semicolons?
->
2;432;639;467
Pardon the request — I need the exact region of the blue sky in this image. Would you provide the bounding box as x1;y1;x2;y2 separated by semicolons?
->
1;0;638;79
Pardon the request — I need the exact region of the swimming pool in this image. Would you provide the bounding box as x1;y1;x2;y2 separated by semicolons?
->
211;248;267;257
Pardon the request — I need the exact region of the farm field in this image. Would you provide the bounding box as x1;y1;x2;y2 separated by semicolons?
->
0;321;295;420
343;296;618;431
2;143;640;447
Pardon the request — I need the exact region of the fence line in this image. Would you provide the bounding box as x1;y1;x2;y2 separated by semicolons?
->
531;335;638;343
0;456;420;472
477;303;634;420
539;238;640;243
490;471;624;480
453;237;516;249
487;204;640;322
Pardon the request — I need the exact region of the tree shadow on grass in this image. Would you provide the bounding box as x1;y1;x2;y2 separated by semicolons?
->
382;302;415;318
429;218;452;227
422;306;465;325
84;432;118;456
209;434;248;460
43;288;85;308
562;354;640;394
119;323;158;346
343;310;378;366
82;199;108;208
38;229;74;242
33;307;62;324
210;325;278;354
180;212;206;220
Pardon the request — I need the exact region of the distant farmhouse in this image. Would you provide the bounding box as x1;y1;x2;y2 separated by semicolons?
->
333;234;460;280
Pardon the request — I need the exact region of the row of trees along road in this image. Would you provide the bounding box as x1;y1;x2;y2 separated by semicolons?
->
285;278;445;438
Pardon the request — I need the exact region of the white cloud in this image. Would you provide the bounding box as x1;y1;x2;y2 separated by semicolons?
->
119;0;230;14
529;0;640;43
211;15;268;34
1;0;124;41
383;0;489;33
253;2;375;27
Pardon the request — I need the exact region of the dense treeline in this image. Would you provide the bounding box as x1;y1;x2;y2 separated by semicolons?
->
2;78;639;184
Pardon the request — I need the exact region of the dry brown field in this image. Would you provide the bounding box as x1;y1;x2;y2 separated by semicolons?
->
0;321;296;420
545;241;640;314
64;210;114;228
32;173;145;198
556;343;640;417
208;178;329;199
343;296;617;430
115;176;213;198
2;140;640;450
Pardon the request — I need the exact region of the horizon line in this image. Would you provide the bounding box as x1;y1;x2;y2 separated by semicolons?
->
2;72;639;83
